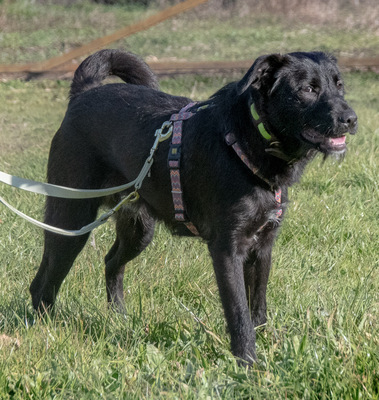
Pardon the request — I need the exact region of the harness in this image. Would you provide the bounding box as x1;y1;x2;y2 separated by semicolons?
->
225;132;282;232
0;102;282;237
166;102;283;236
168;102;200;235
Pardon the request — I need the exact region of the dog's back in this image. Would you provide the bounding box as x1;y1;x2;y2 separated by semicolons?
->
69;49;159;99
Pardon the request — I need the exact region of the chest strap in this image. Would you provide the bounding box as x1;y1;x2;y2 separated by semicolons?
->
225;132;283;228
167;108;282;237
168;103;200;236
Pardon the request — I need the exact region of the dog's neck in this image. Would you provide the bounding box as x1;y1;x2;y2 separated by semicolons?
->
239;102;315;188
250;103;298;164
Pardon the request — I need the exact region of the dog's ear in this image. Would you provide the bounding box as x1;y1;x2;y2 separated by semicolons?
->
236;54;289;95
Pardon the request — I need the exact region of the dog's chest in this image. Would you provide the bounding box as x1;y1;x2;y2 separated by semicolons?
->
256;187;283;229
237;190;285;245
259;207;282;228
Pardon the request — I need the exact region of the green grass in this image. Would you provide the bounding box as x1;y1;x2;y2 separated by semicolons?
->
0;1;378;398
0;72;377;400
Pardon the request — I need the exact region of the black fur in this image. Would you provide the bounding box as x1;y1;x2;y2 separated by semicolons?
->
30;49;357;364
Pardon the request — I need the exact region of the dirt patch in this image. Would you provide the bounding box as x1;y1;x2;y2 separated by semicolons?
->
0;334;21;349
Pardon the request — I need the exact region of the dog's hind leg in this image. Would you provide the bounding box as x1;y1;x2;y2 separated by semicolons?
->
104;204;155;311
30;197;100;312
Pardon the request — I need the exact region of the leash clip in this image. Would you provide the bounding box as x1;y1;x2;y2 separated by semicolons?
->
112;191;140;213
155;121;173;142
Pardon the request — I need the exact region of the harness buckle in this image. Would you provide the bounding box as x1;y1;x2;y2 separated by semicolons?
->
225;132;237;146
168;144;181;168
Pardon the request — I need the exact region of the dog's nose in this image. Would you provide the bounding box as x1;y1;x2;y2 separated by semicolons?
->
339;110;358;133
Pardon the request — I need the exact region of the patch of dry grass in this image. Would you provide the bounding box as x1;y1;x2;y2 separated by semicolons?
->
194;0;379;33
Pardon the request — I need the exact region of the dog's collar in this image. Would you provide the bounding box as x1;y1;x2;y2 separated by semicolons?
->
251;103;273;141
251;103;297;164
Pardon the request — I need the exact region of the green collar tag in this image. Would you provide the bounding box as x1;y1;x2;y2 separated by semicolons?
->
250;103;271;140
258;123;272;140
251;103;260;121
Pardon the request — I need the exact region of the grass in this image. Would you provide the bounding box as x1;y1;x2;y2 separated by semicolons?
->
1;0;379;65
0;1;379;398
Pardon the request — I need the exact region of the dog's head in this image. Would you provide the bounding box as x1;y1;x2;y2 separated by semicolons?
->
237;52;357;157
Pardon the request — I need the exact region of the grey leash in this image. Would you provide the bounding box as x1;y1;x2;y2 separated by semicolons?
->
0;122;173;237
0;170;139;198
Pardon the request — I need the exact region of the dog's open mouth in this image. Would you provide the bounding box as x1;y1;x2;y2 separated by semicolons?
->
301;131;347;153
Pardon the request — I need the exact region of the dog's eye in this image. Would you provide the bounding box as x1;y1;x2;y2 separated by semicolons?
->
303;85;315;93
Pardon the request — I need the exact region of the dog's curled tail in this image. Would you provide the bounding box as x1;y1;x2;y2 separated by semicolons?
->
69;49;159;99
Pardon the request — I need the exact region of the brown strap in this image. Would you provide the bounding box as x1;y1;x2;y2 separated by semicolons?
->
168;103;199;236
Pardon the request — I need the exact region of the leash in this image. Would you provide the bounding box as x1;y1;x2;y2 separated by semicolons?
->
1;101;283;237
0;121;173;236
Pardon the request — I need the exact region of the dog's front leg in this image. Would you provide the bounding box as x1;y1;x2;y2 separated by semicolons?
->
244;236;275;329
208;242;256;364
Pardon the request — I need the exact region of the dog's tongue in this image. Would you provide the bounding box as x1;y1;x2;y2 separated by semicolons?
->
330;136;346;146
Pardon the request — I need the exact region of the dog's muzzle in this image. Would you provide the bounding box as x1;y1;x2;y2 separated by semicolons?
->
301;131;348;154
301;108;357;154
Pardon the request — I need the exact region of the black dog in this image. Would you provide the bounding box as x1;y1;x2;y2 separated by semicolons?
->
30;49;357;364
